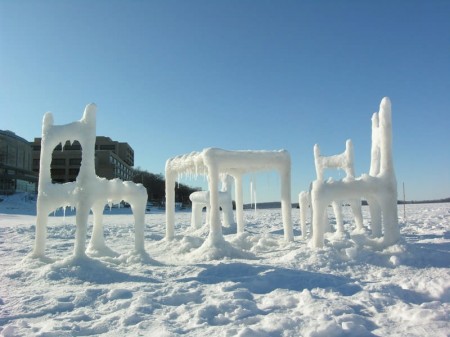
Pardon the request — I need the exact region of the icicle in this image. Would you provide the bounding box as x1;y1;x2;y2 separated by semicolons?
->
253;183;257;217
250;179;254;209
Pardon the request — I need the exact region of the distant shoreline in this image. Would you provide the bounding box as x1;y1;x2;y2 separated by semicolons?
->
244;198;450;209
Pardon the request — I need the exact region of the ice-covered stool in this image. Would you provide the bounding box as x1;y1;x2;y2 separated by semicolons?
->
189;174;234;229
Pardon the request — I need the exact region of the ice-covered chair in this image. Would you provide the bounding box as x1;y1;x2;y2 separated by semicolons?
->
189;174;235;229
309;97;399;248
299;140;364;238
31;104;148;260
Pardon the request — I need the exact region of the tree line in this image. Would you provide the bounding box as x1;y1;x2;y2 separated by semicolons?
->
132;168;200;206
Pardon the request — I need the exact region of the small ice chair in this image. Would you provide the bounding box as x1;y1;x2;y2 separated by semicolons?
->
300;139;363;238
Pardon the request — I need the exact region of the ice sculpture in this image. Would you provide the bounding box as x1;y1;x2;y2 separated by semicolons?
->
165;148;293;244
299;139;363;238
309;97;399;248
31;104;148;260
189;174;235;229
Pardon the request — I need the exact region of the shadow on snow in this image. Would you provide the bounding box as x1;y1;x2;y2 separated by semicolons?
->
180;262;361;296
45;256;160;284
402;232;450;269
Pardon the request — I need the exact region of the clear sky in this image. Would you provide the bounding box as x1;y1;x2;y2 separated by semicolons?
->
1;0;449;203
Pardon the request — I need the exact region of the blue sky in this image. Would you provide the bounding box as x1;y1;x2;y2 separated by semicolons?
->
1;0;449;203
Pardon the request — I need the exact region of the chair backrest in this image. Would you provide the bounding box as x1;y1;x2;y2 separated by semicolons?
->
369;97;395;177
313;139;355;181
38;104;97;188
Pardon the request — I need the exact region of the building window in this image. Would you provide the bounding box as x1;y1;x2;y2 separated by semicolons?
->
69;168;80;176
0;142;7;164
65;142;81;151
51;168;65;176
100;145;116;151
52;158;66;166
17;147;24;169
69;158;82;166
7;144;17;166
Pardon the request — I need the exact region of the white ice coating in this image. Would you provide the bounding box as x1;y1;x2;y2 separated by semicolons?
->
308;97;399;248
31;104;148;260
189;174;235;229
314;139;355;181
166;148;293;244
299;139;363;238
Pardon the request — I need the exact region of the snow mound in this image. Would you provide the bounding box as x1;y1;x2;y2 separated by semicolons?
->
187;235;256;261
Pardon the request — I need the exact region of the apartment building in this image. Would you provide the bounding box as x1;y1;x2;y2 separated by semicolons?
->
0;130;38;194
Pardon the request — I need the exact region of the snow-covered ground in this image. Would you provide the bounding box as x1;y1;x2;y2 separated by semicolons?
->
0;194;449;336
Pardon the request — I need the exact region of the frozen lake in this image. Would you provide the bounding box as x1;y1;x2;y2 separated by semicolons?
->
0;197;449;336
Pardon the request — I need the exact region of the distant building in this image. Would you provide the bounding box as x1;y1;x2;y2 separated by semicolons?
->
0;130;38;194
32;136;135;183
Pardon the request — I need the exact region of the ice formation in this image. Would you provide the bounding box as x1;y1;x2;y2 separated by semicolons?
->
189;174;235;229
165;148;293;244
307;97;399;248
31;104;148;260
299;139;363;238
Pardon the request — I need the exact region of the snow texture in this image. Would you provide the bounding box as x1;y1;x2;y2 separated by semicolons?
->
165;148;293;253
31;104;148;261
0;196;449;336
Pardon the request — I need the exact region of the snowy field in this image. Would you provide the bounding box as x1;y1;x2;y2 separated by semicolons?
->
0;194;449;337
